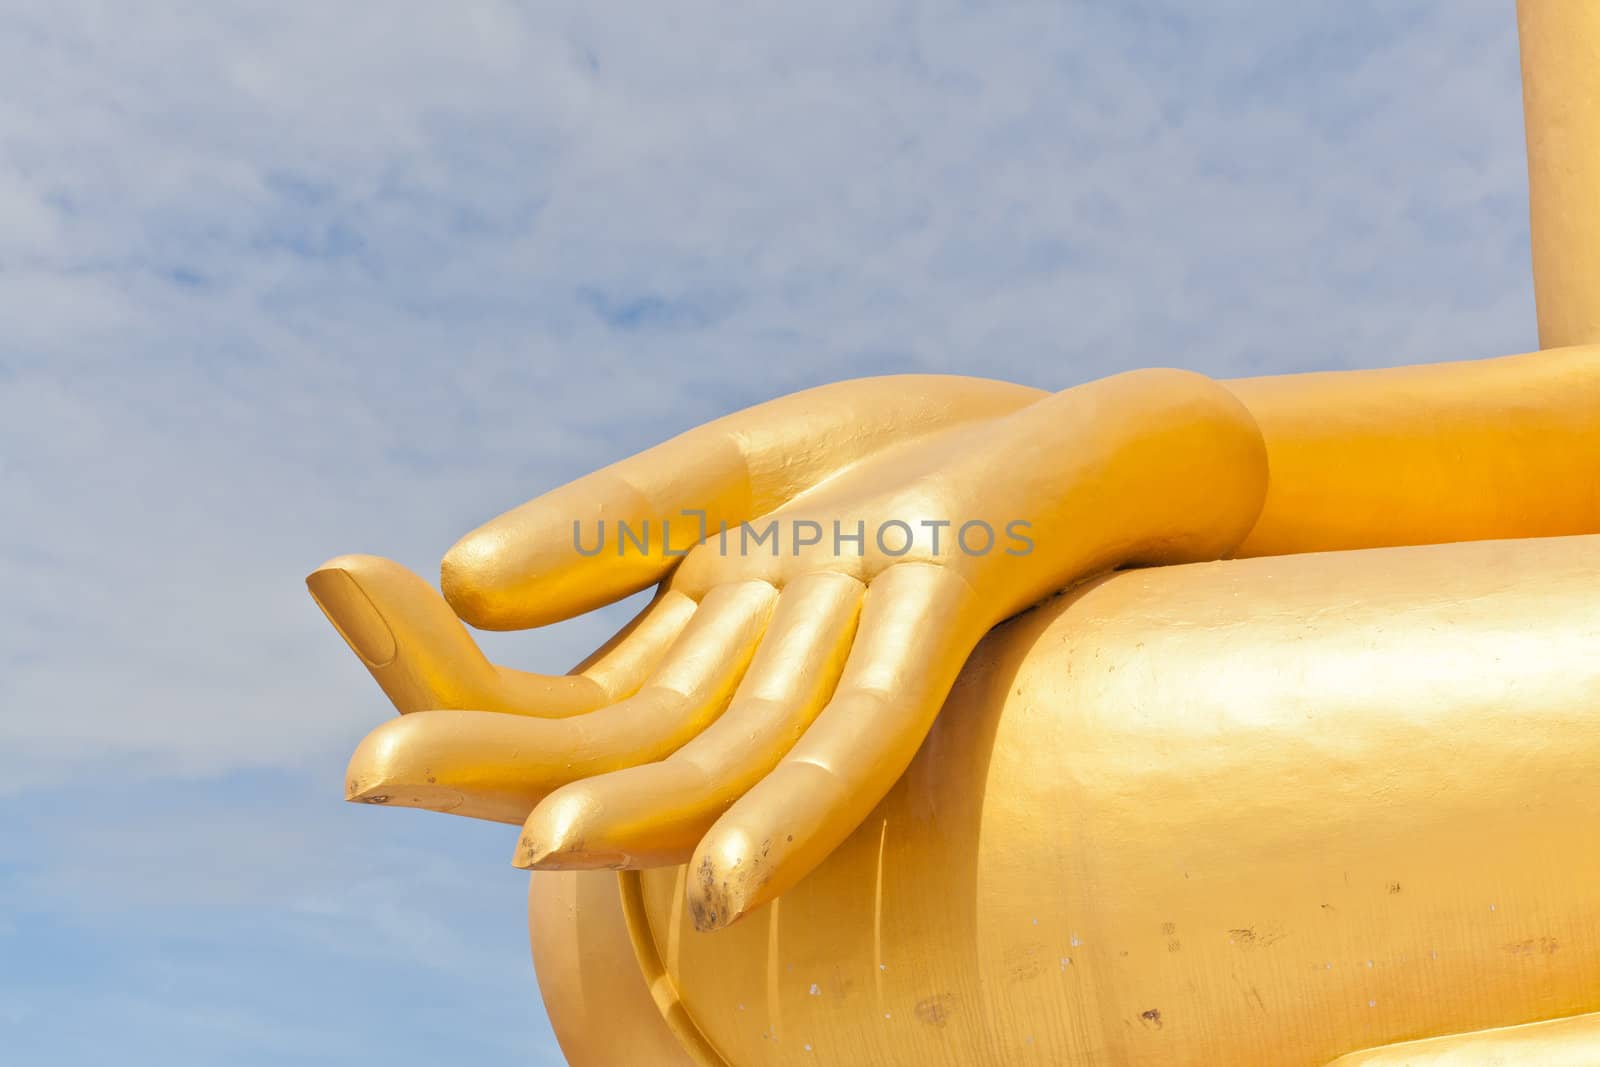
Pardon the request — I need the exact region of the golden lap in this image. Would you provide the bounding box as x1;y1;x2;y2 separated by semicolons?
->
534;533;1600;1066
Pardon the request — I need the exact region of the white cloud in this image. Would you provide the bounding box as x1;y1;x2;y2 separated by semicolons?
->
2;1;1535;785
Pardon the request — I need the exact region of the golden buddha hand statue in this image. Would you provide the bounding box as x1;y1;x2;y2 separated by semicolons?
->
312;368;1267;928
306;4;1600;1058
308;348;1600;1067
312;335;1600;926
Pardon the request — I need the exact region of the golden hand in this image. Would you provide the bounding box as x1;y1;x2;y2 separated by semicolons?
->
311;370;1266;930
311;375;1039;809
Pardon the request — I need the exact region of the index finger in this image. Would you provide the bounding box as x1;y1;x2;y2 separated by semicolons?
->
441;376;1044;630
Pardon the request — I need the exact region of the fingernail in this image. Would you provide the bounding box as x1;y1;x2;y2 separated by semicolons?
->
307;566;397;668
514;791;592;869
512;839;554;869
514;841;632;870
688;831;762;932
346;774;465;813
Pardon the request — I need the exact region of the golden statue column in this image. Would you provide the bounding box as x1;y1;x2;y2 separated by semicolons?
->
308;3;1600;1062
1520;0;1600;349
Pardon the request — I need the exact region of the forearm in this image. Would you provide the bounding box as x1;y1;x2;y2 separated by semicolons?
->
1223;345;1600;557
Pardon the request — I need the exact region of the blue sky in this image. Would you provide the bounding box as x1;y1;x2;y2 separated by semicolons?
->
1;1;1537;1063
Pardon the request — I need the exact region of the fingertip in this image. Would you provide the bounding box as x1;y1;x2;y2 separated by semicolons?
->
440;529;514;629
443;529;617;631
343;714;416;793
307;557;399;668
307;551;389;580
514;787;603;869
687;824;766;932
345;778;468;815
440;476;684;631
344;718;468;814
687;760;862;931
